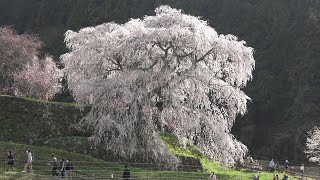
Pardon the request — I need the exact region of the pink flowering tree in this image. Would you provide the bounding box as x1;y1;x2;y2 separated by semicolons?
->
14;56;63;100
0;26;62;100
61;6;255;165
305;127;320;163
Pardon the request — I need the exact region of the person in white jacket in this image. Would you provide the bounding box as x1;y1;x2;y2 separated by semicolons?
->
23;149;33;173
269;159;275;172
300;164;304;177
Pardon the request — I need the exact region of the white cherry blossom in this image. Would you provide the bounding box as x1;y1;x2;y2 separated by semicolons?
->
306;127;320;163
61;5;255;165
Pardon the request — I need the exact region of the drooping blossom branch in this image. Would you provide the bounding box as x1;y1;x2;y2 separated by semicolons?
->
61;5;255;165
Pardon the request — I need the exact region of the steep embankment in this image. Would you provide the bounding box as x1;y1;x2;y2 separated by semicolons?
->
0;95;91;153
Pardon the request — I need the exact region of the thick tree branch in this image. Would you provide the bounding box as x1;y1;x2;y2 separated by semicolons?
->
195;48;214;63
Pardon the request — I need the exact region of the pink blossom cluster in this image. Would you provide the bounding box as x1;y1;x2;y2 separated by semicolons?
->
14;56;63;100
0;26;62;99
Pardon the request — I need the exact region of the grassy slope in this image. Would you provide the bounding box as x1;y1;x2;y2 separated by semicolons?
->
0;96;294;179
0;140;285;180
0;142;206;180
0;95;88;143
160;133;294;180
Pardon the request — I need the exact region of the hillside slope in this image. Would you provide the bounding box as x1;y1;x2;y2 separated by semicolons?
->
0;95;93;157
0;95;88;142
0;142;280;180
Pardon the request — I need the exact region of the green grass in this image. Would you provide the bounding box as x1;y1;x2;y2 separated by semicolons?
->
0;141;129;179
160;132;293;180
0;95;90;144
0;142;209;180
1;141;290;180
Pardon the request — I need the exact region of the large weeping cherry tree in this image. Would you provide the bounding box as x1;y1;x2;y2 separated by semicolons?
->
61;6;255;165
305;127;320;163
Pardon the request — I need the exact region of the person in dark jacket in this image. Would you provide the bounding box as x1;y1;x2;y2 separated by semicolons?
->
282;175;288;180
123;164;130;180
65;159;74;178
6;150;14;170
284;160;289;171
60;158;66;178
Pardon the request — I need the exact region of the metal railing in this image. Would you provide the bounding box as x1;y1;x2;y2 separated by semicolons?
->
2;159;206;180
237;161;320;180
2;158;320;180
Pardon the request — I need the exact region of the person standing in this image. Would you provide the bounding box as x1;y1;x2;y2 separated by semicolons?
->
65;159;74;179
51;153;58;176
275;161;279;171
60;158;66;178
23;149;33;173
284;160;289;172
269;159;275;172
6;150;14;171
300;164;304;178
123;164;130;180
208;172;217;180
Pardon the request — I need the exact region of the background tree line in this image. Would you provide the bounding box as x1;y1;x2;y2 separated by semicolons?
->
0;0;319;163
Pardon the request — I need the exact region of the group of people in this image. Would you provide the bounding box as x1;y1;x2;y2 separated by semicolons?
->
272;174;289;180
5;149;75;178
268;159;305;179
268;159;278;172
5;148;131;179
51;153;74;178
252;174;289;180
6;149;33;173
5;150;308;180
269;159;304;173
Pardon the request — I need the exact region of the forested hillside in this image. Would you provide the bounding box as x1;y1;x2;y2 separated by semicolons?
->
1;0;319;163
